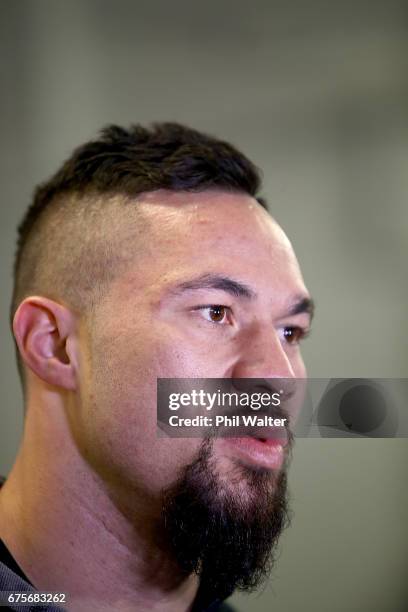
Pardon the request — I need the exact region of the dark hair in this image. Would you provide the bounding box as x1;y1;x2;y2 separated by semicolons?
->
11;122;266;386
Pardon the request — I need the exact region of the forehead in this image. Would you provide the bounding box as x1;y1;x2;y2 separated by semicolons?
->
112;189;307;303
137;190;293;257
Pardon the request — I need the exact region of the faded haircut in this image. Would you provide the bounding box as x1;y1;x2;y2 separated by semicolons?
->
11;122;266;387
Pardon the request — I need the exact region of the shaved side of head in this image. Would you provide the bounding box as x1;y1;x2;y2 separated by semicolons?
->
13;193;144;316
11;192;150;389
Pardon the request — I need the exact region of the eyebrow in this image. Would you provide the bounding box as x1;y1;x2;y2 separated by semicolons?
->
170;273;315;320
288;296;315;321
172;273;256;299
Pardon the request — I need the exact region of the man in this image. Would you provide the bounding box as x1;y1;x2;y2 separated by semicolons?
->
0;123;314;611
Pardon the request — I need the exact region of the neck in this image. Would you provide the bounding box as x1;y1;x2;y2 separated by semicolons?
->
0;392;198;611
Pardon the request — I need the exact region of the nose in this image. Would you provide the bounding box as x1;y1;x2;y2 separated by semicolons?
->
230;324;301;422
231;324;296;381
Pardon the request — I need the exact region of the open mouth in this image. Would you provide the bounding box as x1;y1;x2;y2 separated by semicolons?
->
249;425;289;446
221;435;287;470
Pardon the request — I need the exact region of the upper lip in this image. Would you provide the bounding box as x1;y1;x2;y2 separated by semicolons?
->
248;426;289;445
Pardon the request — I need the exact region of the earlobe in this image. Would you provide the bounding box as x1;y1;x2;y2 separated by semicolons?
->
13;296;78;391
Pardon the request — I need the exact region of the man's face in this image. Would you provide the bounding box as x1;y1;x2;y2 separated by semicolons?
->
74;190;311;506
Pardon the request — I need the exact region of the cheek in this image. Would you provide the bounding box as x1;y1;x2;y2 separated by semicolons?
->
79;335;202;495
154;325;235;378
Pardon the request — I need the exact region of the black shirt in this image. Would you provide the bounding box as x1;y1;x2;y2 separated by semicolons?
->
0;538;33;585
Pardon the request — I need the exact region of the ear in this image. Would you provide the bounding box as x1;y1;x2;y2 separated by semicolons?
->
13;296;79;391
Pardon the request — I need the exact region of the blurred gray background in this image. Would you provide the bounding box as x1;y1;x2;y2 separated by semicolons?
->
1;1;407;610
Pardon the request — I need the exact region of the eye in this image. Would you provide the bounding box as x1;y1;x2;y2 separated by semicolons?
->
283;326;309;345
197;305;231;325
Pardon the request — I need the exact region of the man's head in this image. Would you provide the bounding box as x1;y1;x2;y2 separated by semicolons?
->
10;123;313;604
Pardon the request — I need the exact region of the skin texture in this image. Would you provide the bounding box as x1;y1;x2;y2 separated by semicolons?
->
0;190;312;611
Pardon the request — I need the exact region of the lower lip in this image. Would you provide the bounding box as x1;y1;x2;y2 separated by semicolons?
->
221;437;286;470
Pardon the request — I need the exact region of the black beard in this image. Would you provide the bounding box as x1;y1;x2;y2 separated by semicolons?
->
161;438;291;609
